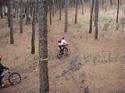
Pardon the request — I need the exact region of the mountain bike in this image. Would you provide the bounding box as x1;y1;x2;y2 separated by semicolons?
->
1;69;21;87
57;44;70;59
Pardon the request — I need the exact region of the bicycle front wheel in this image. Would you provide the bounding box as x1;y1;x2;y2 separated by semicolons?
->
64;47;70;56
9;72;21;85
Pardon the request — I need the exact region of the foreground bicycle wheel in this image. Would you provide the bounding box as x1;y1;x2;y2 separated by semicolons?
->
9;72;21;85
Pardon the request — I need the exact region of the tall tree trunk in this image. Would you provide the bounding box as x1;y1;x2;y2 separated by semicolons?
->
31;1;36;54
38;0;49;93
25;1;28;24
75;0;78;24
49;0;52;25
95;0;99;39
116;0;120;30
59;0;62;20
54;0;57;14
52;0;54;17
25;0;30;25
81;0;84;15
36;0;39;23
0;3;3;18
116;0;119;24
89;0;94;33
8;0;14;44
20;0;23;33
13;0;16;18
109;0;112;6
64;0;68;32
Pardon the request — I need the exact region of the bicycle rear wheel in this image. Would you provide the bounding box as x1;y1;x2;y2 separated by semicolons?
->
9;72;21;85
57;50;62;59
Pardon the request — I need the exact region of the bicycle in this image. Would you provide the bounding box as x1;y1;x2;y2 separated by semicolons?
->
1;69;21;87
57;44;70;59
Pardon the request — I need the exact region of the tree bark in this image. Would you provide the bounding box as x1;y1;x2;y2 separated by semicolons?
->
25;0;30;25
20;0;23;33
59;0;62;20
0;3;3;18
49;0;52;25
64;0;68;32
116;0;119;24
95;0;99;39
75;0;78;24
109;0;112;6
52;0;54;17
116;0;120;30
38;0;49;93
89;0;94;33
8;0;14;44
31;1;36;54
81;0;84;15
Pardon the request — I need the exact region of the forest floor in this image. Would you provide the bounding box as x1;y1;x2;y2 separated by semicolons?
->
0;7;125;93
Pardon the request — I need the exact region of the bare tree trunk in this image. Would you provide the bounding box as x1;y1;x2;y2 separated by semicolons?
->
36;0;39;23
31;1;36;54
109;0;112;6
20;0;23;33
25;0;30;25
52;0;54;17
25;1;28;24
89;0;94;33
59;0;62;20
49;0;52;25
54;0;57;14
81;0;84;15
64;0;68;32
75;0;78;24
95;0;99;39
38;0;49;92
0;3;3;18
8;0;14;44
116;0;120;30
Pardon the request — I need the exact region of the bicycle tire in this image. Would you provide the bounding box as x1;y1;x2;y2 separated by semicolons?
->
9;72;21;85
64;47;70;56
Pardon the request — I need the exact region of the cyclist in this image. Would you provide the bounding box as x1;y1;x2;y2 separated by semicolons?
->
0;56;9;87
58;37;68;55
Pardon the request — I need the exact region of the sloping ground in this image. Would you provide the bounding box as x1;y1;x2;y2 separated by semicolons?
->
0;8;125;93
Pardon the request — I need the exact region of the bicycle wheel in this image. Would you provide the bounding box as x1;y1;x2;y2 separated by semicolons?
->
57;50;62;59
9;72;21;85
64;47;70;56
